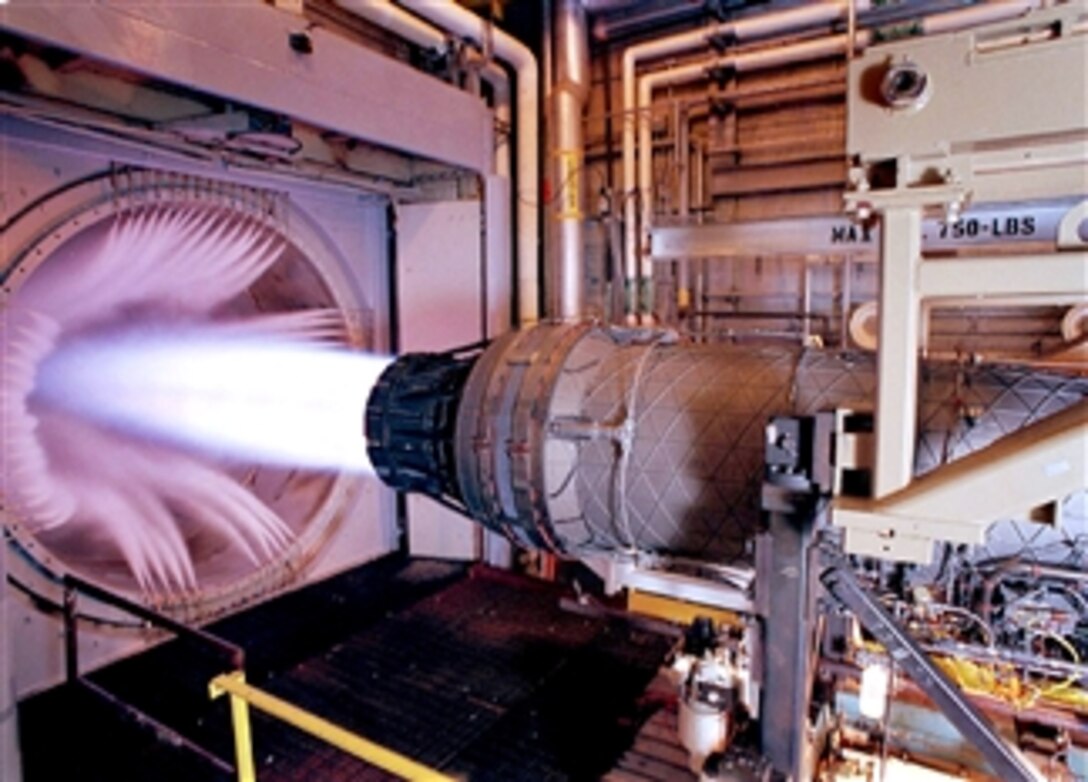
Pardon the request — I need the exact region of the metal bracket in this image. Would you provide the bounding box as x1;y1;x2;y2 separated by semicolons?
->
832;400;1088;563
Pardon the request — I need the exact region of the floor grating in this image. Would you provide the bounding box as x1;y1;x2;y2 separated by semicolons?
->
19;555;674;781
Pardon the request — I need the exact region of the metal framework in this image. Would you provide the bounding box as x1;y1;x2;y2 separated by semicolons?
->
836;401;1088;561
837;1;1088;560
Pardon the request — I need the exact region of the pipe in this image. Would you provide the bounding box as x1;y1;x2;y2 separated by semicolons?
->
397;0;540;326
822;659;1088;746
334;0;447;51
460;49;513;177
336;1;512;179
636;33;866;322
978;555;1088;624
592;3;707;42
676;104;690;219
621;1;864;323
979;559;1088;585
627;0;1040;323
551;0;590;321
922;0;1040;35
677;105;690;316
542;0;554;107
693;143;704;220
580;0;637;10
486;68;512;178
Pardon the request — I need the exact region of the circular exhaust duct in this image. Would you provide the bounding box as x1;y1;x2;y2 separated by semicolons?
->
1;173;372;621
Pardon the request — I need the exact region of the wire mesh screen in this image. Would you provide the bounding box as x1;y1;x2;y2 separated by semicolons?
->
563;343;1085;562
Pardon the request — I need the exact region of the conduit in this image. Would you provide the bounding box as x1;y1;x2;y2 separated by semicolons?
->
335;0;447;52
922;0;1040;35
636;33;868;319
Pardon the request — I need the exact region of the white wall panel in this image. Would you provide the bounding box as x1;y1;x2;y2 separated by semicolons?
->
396;201;484;560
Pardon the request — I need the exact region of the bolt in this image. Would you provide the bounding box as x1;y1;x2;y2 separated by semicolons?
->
288;31;313;55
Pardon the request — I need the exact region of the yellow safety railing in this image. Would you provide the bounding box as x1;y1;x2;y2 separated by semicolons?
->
209;671;456;782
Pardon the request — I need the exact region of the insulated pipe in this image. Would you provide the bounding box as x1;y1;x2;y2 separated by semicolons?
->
676;106;691;315
485;65;512;178
462;48;513;177
551;0;590;321
398;0;540;326
635;34;866;321
334;0;511;179
623;0;1040;322
922;0;1040;34
334;0;446;51
620;1;860;322
592;3;707;42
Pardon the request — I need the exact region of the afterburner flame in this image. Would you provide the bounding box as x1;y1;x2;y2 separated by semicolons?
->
35;329;390;473
0;204;384;595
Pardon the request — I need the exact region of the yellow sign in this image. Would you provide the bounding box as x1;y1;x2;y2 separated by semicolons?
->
555;149;582;220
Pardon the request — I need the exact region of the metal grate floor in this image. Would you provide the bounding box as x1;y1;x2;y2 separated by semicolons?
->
19;556;673;781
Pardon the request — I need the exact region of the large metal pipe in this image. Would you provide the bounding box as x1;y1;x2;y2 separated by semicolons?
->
551;0;590;321
366;323;1087;562
923;0;1040;34
334;0;447;51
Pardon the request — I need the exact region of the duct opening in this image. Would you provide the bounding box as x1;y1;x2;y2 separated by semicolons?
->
1;175;371;619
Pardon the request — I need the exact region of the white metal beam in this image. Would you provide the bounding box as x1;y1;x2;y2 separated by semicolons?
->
835;401;1088;562
919;253;1088;299
0;1;492;172
873;207;922;498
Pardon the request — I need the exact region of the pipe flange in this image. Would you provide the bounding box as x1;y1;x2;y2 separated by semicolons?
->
880;59;932;112
849;302;879;352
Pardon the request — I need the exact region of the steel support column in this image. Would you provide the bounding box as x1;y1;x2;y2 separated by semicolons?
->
874;207;922;498
759;417;821;781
